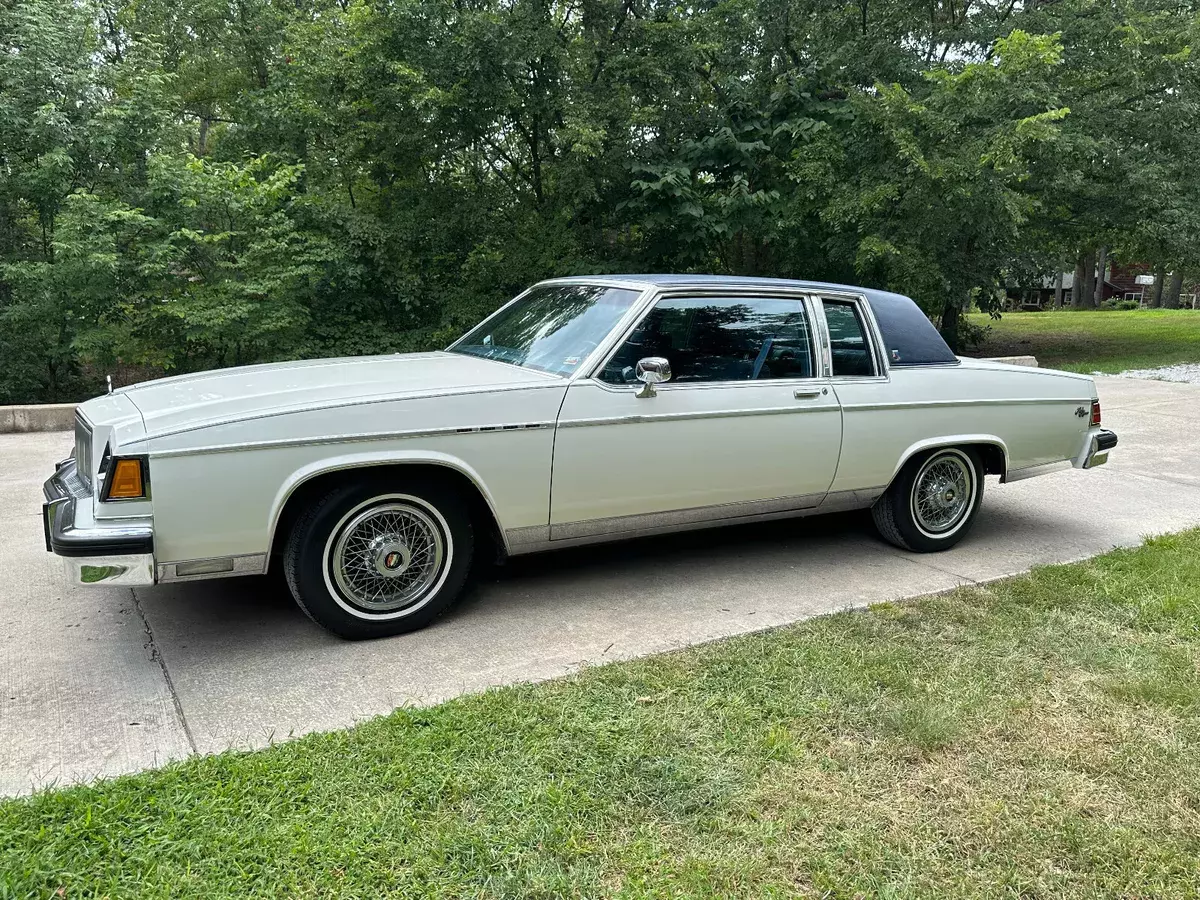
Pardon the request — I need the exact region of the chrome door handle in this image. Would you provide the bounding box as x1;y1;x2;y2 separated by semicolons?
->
794;387;827;398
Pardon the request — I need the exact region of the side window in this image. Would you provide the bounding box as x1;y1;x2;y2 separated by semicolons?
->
822;300;875;377
599;296;814;385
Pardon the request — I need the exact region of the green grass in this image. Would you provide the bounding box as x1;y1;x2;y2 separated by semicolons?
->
7;533;1200;898
968;308;1200;372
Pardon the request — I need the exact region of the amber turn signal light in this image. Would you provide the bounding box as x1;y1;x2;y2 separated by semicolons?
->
106;458;146;500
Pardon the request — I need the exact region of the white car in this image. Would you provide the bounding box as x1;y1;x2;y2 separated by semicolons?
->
44;276;1118;638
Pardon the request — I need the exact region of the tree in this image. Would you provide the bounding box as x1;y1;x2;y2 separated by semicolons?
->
820;31;1070;349
0;0;1197;401
1164;271;1185;309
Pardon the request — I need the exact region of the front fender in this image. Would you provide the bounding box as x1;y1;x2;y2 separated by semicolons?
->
265;449;507;556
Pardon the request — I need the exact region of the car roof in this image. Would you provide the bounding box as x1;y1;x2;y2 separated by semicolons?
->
570;273;891;296
544;274;959;367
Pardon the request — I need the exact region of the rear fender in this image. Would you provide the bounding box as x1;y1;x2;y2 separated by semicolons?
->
889;435;1009;484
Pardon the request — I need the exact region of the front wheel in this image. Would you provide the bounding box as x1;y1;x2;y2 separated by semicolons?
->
871;447;983;552
284;480;473;639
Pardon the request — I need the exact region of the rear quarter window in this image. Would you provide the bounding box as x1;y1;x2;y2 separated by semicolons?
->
864;293;958;366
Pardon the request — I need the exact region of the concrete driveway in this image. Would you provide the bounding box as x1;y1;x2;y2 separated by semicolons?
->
3;375;1200;796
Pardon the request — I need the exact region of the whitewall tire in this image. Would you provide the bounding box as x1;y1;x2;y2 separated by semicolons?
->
284;479;473;639
872;447;984;552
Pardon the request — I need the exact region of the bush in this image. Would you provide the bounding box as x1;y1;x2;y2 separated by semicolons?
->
1100;299;1142;311
959;315;993;350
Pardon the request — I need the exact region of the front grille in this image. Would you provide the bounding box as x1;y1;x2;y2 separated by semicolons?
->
74;416;93;492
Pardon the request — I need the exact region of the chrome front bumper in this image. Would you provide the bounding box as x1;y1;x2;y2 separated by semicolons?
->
43;458;155;586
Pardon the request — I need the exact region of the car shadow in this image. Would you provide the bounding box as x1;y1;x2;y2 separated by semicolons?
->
484;509;870;583
139;494;1067;650
139;510;875;637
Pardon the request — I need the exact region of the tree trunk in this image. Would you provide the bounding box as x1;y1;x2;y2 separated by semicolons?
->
1054;270;1065;308
1072;255;1086;308
1081;249;1097;309
1150;268;1165;307
1164;271;1183;309
1094;246;1108;306
940;296;961;353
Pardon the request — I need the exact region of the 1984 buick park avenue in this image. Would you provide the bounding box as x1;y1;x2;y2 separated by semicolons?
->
44;275;1119;638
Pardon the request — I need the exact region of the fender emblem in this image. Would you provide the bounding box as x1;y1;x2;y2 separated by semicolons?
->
1075;406;1088;418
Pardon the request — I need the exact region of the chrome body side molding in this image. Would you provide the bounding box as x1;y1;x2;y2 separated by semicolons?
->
150;422;555;460
505;524;551;548
841;397;1090;413
1003;460;1072;483
556;404;829;429
550;491;826;541
158;553;268;583
505;492;833;554
504;486;889;555
817;486;886;512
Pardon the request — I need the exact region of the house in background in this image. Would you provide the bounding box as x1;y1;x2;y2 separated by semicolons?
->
1006;262;1199;309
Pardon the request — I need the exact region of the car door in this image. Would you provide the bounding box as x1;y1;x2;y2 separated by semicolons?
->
549;291;842;540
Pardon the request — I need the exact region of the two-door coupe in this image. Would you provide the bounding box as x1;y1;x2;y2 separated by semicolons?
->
44;276;1118;638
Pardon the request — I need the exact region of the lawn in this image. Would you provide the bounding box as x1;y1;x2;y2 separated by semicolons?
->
6;533;1200;898
967;308;1200;373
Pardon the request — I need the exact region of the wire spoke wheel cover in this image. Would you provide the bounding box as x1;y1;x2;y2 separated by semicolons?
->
324;496;451;616
910;450;976;538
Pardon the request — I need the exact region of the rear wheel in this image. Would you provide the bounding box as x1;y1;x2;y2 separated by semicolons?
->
284;479;473;639
872;447;983;552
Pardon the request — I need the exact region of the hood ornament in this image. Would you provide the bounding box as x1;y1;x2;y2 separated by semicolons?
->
106;375;114;395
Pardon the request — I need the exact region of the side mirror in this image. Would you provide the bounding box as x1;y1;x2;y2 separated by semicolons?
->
634;356;671;398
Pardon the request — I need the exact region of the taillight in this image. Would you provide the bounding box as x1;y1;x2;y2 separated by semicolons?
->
1091;400;1102;427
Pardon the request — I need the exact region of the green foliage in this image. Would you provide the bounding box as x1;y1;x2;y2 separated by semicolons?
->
1102;298;1143;311
1;0;1198;400
822;31;1073;347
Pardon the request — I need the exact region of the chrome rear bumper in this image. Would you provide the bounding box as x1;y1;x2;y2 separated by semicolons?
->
43;458;155;586
1075;428;1118;469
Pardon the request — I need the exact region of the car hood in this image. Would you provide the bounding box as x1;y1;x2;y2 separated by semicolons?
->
115;351;559;438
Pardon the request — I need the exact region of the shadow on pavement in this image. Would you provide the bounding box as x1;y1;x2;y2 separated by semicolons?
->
143;509;875;637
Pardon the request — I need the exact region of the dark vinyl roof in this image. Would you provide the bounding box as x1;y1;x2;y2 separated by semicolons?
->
572;274;959;367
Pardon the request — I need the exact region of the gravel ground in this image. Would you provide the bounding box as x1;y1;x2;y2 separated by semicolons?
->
1107;363;1200;384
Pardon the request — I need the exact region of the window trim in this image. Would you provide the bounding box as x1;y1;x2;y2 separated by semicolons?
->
812;291;890;382
446;279;657;381
819;296;881;379
589;287;825;388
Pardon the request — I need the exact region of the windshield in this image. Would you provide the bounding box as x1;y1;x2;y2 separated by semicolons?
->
450;284;641;376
